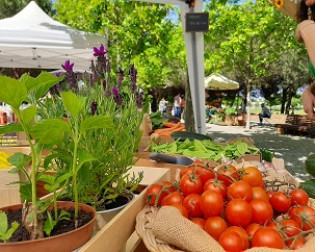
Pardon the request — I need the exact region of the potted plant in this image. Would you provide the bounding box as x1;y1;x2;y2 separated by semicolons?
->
36;46;145;229
0;72;98;251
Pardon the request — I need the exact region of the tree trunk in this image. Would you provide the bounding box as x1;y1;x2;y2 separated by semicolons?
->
285;89;293;115
184;71;195;132
245;83;251;129
281;86;287;114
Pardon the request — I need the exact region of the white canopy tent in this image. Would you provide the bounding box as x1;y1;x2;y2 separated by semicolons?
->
205;74;239;91
0;1;105;70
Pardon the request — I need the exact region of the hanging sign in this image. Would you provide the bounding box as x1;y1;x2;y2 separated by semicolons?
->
185;12;209;32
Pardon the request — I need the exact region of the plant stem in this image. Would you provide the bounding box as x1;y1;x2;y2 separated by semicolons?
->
72;120;80;228
16;109;38;239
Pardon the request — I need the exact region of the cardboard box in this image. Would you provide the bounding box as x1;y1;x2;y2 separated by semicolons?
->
79;166;170;252
0;147;31;207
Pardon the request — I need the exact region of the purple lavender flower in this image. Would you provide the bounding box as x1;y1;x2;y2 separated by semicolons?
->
114;94;123;107
91;101;98;115
89;74;95;87
129;64;137;94
103;80;107;91
54;72;62;77
112;86;119;96
93;44;108;57
61;60;77;90
105;86;111;97
61;60;74;72
136;92;143;108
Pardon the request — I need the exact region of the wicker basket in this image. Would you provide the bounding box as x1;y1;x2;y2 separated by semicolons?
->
136;168;315;252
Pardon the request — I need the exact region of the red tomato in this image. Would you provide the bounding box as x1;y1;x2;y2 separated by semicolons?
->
250;199;273;225
145;183;167;206
180;174;203;196
252;187;269;202
251;227;284;249
266;220;278;230
200;190;224;218
291;205;315;231
217;165;239;186
180;167;194;178
218;231;243;252
161;191;184;206
170;203;188;218
270;191;291;213
203;179;227;198
225;199;252;227
183;193;202;218
286;237;305;250
245;223;261;238
266;191;276;199
240;167;263;187
281;219;301;237
191;218;205;229
222;226;249;250
204;216;227;240
290;189;309;206
195;167;215;185
162;180;177;193
227;180;253;202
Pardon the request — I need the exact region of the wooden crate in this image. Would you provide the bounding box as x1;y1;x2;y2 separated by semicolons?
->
79;166;171;252
0;147;31;207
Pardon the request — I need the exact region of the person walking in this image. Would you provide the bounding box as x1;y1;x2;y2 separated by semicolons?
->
180;94;186;122
173;93;182;118
258;103;271;125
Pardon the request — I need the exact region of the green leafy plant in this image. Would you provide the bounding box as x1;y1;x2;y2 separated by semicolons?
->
0;211;19;243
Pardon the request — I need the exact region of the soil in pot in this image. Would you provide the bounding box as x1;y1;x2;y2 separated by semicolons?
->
95;193;134;231
3;206;93;242
0;202;96;252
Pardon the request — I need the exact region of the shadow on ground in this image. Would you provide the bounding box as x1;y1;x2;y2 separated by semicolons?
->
207;123;315;182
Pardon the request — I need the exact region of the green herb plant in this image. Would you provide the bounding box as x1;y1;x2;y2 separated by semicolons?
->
0;73;114;239
0;211;19;243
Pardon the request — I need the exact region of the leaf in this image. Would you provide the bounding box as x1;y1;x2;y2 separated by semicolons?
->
60;92;86;119
0;76;27;109
55;173;72;185
8;152;31;170
81;115;114;133
37;174;55;185
236;142;248;155
30;119;71;145
77;150;97;172
0;124;23;135
20;105;37;124
44;212;56;236
21;72;63;100
19;183;32;201
4;222;19;241
193;140;208;152
0;211;8;234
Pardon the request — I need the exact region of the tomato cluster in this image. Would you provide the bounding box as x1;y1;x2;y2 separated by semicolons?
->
145;160;314;251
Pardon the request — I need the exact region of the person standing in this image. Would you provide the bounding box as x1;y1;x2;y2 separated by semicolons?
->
180;94;186;122
173;93;182;118
159;98;168;114
258;103;271;125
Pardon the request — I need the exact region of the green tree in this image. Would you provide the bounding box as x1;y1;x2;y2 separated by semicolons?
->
0;0;53;18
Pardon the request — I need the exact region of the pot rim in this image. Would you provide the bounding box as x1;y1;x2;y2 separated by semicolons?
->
96;193;135;214
0;201;96;247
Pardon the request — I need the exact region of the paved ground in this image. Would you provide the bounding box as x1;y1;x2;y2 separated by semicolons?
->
206;122;315;182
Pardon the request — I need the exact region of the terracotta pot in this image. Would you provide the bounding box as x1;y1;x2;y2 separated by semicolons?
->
0;201;96;252
95;194;135;231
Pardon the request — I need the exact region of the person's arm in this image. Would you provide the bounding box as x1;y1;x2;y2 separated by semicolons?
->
302;82;315;119
296;20;315;68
